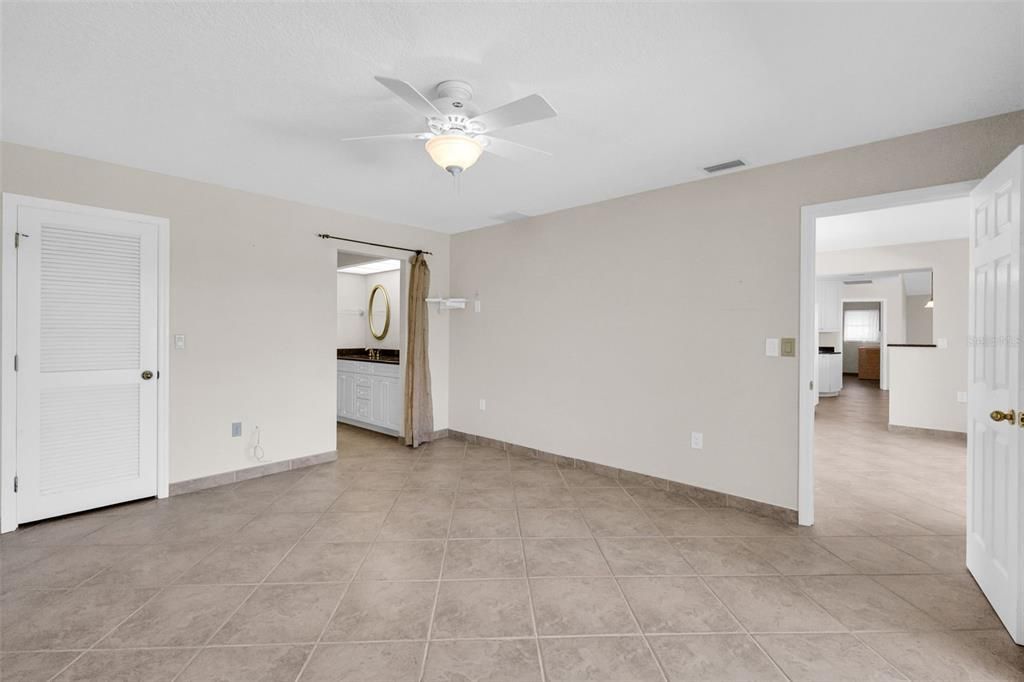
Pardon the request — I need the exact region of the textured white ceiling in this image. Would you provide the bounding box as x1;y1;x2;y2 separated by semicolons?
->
816;197;971;252
3;3;1022;233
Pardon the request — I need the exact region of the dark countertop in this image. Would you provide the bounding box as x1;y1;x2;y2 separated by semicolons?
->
337;348;400;365
888;344;937;348
818;351;842;355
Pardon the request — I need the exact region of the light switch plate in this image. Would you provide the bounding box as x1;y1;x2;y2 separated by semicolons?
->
765;338;780;357
780;337;796;357
937;338;948;349
231;422;242;437
479;399;486;411
474;300;482;313
690;432;703;449
174;334;186;349
957;391;968;403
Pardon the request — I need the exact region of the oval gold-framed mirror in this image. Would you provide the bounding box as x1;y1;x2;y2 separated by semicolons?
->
368;284;391;340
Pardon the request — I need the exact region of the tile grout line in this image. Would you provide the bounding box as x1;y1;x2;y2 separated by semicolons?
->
166;465;348;682
36;482;310;680
36;495;298;682
290;453;413;682
414;441;464;682
585;493;670;682
9;624;1004;657
785;571;918;681
631;487;794;682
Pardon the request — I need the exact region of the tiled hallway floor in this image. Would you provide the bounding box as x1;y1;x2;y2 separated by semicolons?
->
1;388;1022;680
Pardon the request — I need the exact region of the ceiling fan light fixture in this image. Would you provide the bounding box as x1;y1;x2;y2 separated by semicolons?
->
425;134;483;175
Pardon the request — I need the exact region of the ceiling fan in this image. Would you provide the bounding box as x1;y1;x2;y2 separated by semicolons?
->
340;77;557;176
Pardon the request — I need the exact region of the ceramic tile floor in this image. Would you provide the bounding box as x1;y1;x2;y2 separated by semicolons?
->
0;382;1021;680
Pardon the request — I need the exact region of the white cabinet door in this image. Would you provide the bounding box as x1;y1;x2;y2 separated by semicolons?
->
337;361;401;434
380;377;402;431
817;280;841;332
370;376;386;425
831;355;843;393
817;355;843;395
388;378;403;430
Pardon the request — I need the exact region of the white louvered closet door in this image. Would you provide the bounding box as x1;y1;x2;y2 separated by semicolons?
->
16;207;158;523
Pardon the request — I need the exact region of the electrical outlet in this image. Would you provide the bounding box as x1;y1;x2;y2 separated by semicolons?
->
690;432;703;449
231;422;242;437
765;338;780;357
937;338;948;349
479;399;486;411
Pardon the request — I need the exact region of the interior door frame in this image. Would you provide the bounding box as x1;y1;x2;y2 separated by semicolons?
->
335;246;407;438
798;180;978;526
0;194;170;533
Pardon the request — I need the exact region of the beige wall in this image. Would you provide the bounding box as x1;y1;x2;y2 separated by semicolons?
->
337;272;368;348
820;238;969;434
450;112;1022;510
905;294;934;344
1;142;451;484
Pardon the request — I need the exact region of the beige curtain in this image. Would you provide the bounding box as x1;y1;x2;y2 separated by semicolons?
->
404;253;434;446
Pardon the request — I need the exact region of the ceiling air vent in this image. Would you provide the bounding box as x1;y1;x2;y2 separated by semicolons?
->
703;159;746;174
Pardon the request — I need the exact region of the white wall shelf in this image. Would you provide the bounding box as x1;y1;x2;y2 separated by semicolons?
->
425;297;467;311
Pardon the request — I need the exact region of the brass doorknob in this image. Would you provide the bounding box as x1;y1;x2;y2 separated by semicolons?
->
141;370;154;380
990;409;1016;425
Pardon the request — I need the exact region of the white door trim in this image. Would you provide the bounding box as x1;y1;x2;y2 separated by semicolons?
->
0;194;170;533
798;180;977;526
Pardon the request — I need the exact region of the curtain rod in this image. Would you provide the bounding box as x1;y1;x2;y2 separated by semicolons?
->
317;233;432;256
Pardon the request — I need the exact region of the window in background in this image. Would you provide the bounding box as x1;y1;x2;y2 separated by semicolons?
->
844;308;880;343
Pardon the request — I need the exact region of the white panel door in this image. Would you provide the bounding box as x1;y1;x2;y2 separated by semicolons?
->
16;207;159;523
967;145;1023;643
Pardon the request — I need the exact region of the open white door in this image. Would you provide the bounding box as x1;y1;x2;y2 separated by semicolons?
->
15;205;159;523
967;145;1024;643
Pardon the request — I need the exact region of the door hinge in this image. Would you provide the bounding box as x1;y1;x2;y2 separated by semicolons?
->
14;232;19;248
13;475;18;493
13;354;18;372
809;380;814;390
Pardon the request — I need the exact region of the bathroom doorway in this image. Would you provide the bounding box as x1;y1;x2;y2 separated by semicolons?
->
335;250;407;438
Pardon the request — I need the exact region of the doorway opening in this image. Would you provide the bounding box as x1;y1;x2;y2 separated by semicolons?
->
799;180;977;527
335;250;406;441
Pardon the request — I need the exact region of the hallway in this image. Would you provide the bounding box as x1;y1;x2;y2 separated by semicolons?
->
814;378;967;536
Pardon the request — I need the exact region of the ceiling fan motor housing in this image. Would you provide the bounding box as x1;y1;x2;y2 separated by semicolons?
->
433;80;480;119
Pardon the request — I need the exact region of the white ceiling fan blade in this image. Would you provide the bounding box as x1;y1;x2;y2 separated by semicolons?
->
374;76;443;120
338;132;429;143
480;136;552;161
470;94;557;133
